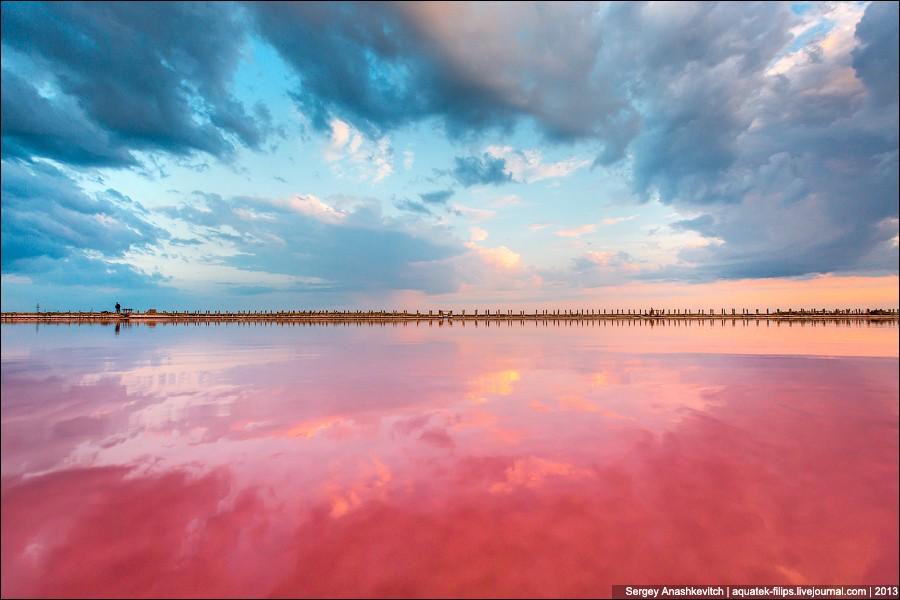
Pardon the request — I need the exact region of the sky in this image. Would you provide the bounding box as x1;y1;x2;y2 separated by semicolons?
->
1;1;898;312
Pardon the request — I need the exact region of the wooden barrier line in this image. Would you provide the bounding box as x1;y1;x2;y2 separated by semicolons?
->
2;308;898;324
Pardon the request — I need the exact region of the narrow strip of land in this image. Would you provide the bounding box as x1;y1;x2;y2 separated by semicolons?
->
2;309;897;324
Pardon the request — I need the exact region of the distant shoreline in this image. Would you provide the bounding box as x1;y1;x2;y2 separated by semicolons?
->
2;309;897;324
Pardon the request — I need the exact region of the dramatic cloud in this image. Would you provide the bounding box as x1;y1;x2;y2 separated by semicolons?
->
246;2;638;153
642;1;899;279
1;1;270;165
249;0;896;282
851;1;899;107
163;193;466;295
1;160;166;287
1;1;897;308
0;70;137;167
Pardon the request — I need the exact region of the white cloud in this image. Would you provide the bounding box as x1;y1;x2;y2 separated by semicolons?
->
581;251;617;266
453;204;496;222
233;207;276;222
1;273;33;285
681;236;725;250
372;137;393;182
529;223;551;231
465;241;521;270
766;2;866;80
578;251;641;273
324;118;394;182
469;226;489;242
278;194;347;224
601;215;636;225
877;217;899;248
325;118;353;158
485;145;591;183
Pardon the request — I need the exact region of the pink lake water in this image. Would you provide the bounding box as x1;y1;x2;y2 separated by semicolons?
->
1;320;898;598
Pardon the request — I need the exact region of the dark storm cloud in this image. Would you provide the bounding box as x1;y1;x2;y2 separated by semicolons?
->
241;2;792;170
0;70;138;167
638;1;899;280
248;0;896;280
852;1;899;107
451;154;511;187
1;1;270;165
498;1;894;285
607;1;794;203
245;2;639;154
246;2;516;138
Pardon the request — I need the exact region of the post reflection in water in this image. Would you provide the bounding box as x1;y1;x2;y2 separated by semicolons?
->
1;321;898;597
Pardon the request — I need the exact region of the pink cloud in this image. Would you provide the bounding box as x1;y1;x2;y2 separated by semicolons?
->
555;224;596;238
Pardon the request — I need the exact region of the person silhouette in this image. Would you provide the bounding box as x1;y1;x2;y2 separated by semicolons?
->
115;302;121;314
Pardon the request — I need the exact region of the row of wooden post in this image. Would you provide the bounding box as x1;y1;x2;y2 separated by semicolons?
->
7;307;898;318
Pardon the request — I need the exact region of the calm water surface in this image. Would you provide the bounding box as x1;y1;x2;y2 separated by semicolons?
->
2;321;898;597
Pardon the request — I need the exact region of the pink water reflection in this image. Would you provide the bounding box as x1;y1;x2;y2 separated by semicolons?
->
1;322;898;597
